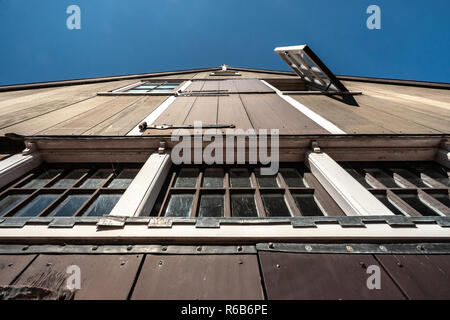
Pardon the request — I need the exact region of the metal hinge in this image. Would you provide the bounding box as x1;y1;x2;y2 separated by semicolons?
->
311;140;321;153
139;122;235;131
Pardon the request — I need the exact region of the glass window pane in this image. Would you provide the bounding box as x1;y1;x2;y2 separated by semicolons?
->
280;168;305;187
108;169;139;188
374;194;405;216
136;85;156;89
150;89;173;93
0;194;27;215
174;169;198;188
23;169;61;188
256;170;279;188
164;194;194;217
344;167;371;189
229;169;251;187
49;195;90;217
231;194;258;217
430;193;450;207
83;194;122;217
398;194;440;216
79;169;112;188
202;169;223;188
51;169;88;188
15;194;59;217
421;167;450;187
127;89;149;93
391;168;428;188
292;194;324;216
158;84;179;89
364;168;399;188
261;194;291;217
198;195;224;217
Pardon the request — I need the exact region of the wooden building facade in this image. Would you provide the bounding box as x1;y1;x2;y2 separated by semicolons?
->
0;46;449;300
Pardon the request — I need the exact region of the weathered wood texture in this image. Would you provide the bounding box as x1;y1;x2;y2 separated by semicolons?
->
12;254;143;300
290;81;450;134
0;71;448;137
145;93;329;135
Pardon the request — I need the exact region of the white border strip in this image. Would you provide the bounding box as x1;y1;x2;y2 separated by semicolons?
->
260;80;346;134
108;153;171;217
112;81;142;93
127;80;192;136
307;151;394;216
0;153;42;189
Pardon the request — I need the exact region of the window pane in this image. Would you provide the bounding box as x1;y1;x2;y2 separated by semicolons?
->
344;167;371;188
136;85;157;89
0;194;27;215
398;194;440;216
51;169;88;188
256;171;279;188
391;168;428;188
49;195;90;217
83;194;122;217
23;170;61;188
198;195;224;217
231;194;258;217
364;168;399;188
108;169;139;188
158;84;178;89
229;169;251;187
174;169;198;188
261;194;291;217
421;167;450;187
164;194;194;217
127;89;149;93
280;168;305;187
79;169;112;188
374;194;405;215
15;194;59;217
150;89;174;93
292;194;324;216
202;169;223;188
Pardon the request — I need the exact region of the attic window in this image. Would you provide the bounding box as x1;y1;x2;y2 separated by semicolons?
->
210;65;241;76
126;81;182;94
275;45;348;92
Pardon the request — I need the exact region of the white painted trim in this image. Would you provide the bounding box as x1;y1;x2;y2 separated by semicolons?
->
260;80;346;134
306;151;394;216
112;81;142;93
108;153;171;217
274;45;306;52
0;153;42;189
126;80;193;136
0;223;448;242
435;149;450;169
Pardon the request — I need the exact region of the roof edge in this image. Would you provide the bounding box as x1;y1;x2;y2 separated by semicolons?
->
338;75;450;90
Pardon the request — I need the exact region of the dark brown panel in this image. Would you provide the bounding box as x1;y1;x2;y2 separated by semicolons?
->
259;252;404;300
131;254;264;300
376;254;450;299
0;255;36;285
13;254;143;300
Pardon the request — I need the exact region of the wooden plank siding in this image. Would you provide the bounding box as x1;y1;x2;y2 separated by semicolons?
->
0;70;448;137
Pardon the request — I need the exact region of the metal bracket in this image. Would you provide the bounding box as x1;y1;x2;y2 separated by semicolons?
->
158;141;166;154
22;141;37;156
311;140;321;153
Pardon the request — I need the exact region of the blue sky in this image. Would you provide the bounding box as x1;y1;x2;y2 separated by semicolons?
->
0;0;449;85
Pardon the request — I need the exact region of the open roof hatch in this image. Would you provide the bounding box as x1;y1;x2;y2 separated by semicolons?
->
275;45;348;93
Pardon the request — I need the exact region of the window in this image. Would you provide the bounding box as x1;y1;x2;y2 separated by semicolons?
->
341;161;450;217
274;44;348;92
125;81;182;94
148;164;345;218
0;163;142;218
